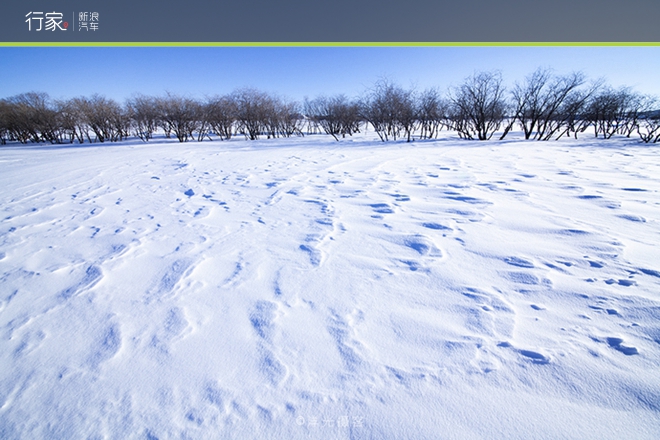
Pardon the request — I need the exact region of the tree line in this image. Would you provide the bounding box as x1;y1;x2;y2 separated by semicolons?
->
1;68;659;145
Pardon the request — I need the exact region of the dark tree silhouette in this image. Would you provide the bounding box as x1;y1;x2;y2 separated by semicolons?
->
506;68;594;141
126;95;160;142
304;95;361;141
156;94;201;143
204;96;236;141
449;71;507;141
360;80;417;142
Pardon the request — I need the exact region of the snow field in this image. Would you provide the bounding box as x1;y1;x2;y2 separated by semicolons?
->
1;133;659;439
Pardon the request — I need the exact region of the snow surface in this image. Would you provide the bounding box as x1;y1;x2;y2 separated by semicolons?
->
1;132;660;439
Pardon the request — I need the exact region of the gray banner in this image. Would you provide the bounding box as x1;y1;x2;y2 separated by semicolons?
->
2;0;659;42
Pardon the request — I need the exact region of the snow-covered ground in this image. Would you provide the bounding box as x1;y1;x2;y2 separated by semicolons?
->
1;132;659;439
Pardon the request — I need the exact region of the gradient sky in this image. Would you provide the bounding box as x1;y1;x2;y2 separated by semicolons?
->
1;46;659;103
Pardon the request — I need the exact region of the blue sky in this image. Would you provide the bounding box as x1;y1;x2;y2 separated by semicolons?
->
1;46;659;102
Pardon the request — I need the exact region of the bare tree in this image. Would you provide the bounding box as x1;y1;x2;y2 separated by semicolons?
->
637;98;660;143
59;97;93;143
507;68;593;140
274;99;304;138
586;87;623;139
304;95;361;141
70;95;127;143
205;95;236;140
0;99;9;145
503;68;552;140
585;87;651;139
156;94;201;142
305;96;339;139
263;96;285;139
549;89;593;140
449;71;507;141
360;80;417;142
49;99;78;144
126;95;160;142
231;88;271;140
261;95;279;139
417;88;448;140
618;91;651;138
1;92;60;144
638;118;660;143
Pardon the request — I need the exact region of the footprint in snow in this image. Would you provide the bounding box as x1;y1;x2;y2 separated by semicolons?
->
87;323;122;369
557;229;590;236
144;259;192;303
203;381;228;410
446;208;484;222
328;312;364;373
462;287;515;337
621;187;647;192
606;337;639;355
149;308;191;355
299;244;322;267
390;193;410;202
638;268;660;278
518;349;550;364
250;301;278;341
421;222;452;232
505;271;542;285
250;301;287;385
445;195;492;205
58;265;103;301
403;235;439;256
163;307;189;338
577;194;603;200
587;260;605;268
617;214;646;223
504;256;535;269
497;342;550;364
604;279;636;287
259;349;287;386
370;203;395;214
13;330;46;359
400;260;424;272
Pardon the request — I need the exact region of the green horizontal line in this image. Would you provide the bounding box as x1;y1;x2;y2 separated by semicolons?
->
1;41;660;47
